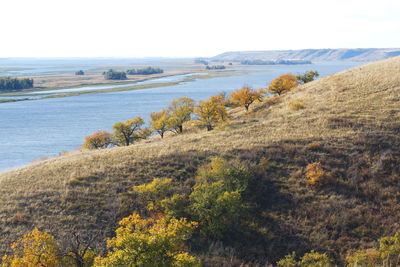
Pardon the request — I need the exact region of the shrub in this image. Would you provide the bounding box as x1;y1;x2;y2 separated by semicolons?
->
305;162;329;187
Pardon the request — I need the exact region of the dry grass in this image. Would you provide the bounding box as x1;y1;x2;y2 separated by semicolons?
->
0;57;399;261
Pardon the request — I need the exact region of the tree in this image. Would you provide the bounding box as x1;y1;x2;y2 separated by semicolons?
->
60;231;98;267
189;158;250;239
230;85;263;111
168;97;195;133
2;228;68;267
81;131;113;150
268;73;298;95
112;117;146;146
94;214;200;266
296;70;319;84
133;178;175;211
75;70;85;75
0;77;34;91
277;251;333;267
346;233;400;267
150;109;171;139
126;67;164;75
195;95;228;131
103;70;127;80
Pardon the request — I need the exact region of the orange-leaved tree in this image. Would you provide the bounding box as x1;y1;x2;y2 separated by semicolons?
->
230;85;263;111
268;73;298;95
81;130;113;150
195;95;228;131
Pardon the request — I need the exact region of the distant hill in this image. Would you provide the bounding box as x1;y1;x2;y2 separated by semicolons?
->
0;57;399;264
211;48;400;62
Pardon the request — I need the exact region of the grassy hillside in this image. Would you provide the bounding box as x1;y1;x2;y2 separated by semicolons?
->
0;56;399;265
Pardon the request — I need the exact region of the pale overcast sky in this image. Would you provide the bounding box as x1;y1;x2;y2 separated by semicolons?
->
0;0;399;57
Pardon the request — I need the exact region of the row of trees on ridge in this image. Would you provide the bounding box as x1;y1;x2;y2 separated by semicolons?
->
82;71;318;150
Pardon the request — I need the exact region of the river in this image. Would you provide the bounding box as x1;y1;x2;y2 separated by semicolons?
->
0;61;364;172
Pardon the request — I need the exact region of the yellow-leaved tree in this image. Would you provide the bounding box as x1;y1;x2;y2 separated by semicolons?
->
195;95;228;131
112;116;148;146
168;97;195;134
150;109;171;139
2;228;68;267
94;213;200;266
268;73;298;96
230;85;263;111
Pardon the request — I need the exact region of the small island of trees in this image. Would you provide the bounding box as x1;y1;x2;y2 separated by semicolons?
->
75;70;85;75
0;77;34;91
205;65;226;70
126;67;164;75
103;69;127;80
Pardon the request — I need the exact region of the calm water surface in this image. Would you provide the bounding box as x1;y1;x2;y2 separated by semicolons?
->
0;61;363;172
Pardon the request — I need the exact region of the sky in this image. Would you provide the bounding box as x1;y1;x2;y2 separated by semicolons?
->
0;0;399;58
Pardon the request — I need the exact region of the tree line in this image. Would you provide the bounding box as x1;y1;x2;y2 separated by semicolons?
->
103;67;164;80
0;77;34;91
241;59;312;65
126;67;164;75
205;65;226;70
82;70;318;150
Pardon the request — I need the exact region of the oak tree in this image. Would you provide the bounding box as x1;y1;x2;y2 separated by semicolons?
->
150;109;171;138
2;228;67;267
81;131;113;150
296;70;319;84
195;95;228;131
230;85;263;111
94;214;200;266
168;97;195;134
268;73;298;95
112;117;146;146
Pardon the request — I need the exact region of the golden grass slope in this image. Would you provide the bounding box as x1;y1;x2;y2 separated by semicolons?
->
0;56;399;258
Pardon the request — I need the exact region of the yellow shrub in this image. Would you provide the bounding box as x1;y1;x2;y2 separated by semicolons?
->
305;162;329;187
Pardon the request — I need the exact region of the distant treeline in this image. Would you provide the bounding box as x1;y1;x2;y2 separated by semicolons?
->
126;67;164;75
0;77;34;91
206;65;226;70
241;59;312;65
103;69;127;80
